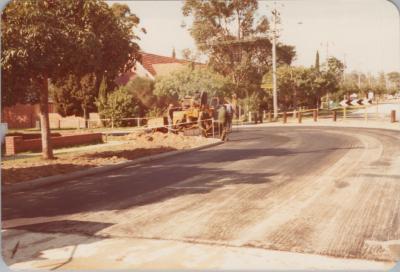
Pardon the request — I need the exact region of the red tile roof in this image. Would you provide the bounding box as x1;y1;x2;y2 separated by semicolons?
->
115;52;203;85
140;52;189;76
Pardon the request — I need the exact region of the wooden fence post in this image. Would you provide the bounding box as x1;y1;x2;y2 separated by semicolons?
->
391;110;396;123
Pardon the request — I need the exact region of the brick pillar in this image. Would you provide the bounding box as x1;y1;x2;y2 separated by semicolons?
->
5;136;23;155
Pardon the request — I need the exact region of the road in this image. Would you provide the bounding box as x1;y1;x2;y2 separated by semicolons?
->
2;126;400;269
349;102;400;120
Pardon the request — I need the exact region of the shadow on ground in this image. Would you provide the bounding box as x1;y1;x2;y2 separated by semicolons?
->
3;220;113;269
1;147;177;185
2;142;361;221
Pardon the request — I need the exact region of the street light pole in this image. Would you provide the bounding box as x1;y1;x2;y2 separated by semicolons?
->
272;2;278;120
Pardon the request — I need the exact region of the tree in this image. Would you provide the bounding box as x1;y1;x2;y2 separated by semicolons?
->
327;57;345;81
124;77;160;116
154;66;233;100
95;3;143;90
182;0;295;100
315;51;320;72
262;65;339;110
124;77;175;117
387;72;400;89
96;87;143;127
52;73;97;122
387;71;400;94
50;2;143;119
1;0;141;159
2;1;80;159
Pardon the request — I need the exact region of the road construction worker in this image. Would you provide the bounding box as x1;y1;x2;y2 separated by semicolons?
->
225;103;233;131
198;105;208;137
167;104;174;133
218;104;228;141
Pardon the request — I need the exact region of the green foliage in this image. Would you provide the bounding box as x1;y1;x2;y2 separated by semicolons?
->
182;0;296;99
262;64;340;109
338;71;397;100
326;57;345;81
124;77;167;116
315;51;320;72
96;75;108;115
52;73;97;118
242;92;269;113
98;76;108;102
125;77;156;107
2;0;74;106
1;0;141;107
154;66;233;100
387;72;400;89
96;87;144;127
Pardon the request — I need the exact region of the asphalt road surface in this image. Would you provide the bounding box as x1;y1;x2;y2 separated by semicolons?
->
3;126;400;268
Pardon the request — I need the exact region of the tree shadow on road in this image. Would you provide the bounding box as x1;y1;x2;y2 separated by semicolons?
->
2;144;362;221
1;147;177;185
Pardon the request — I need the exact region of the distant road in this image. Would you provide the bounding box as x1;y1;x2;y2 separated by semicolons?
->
3;126;400;267
350;101;400;120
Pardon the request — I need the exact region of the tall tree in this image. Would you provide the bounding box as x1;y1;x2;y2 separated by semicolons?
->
51;2;143;118
52;73;97;121
182;0;295;99
315;51;320;72
2;1;78;159
1;0;141;159
327;57;345;80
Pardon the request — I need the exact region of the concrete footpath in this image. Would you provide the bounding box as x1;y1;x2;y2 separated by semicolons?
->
3;229;395;270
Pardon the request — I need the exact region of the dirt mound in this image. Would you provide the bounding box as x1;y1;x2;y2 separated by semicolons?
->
124;131;211;150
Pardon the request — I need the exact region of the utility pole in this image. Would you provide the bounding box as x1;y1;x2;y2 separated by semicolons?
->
343;54;346;82
272;1;278;120
321;41;333;109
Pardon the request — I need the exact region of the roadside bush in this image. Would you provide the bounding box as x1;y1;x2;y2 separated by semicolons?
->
96;87;145;127
125;77;174;117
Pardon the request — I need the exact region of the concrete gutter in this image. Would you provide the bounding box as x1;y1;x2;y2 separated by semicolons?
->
3;140;223;193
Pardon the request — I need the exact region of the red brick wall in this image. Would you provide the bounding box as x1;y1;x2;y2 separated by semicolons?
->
5;133;103;155
2;103;55;129
2;104;40;129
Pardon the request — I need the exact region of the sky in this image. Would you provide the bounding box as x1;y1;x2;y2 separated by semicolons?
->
110;0;400;75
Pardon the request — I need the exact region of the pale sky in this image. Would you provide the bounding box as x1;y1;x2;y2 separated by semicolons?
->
110;0;400;75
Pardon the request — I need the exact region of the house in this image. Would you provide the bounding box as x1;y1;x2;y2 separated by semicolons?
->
115;52;194;85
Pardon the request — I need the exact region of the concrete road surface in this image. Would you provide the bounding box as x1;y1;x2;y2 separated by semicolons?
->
2;127;400;269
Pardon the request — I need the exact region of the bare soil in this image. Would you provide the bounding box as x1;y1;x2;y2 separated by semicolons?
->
2;132;214;185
